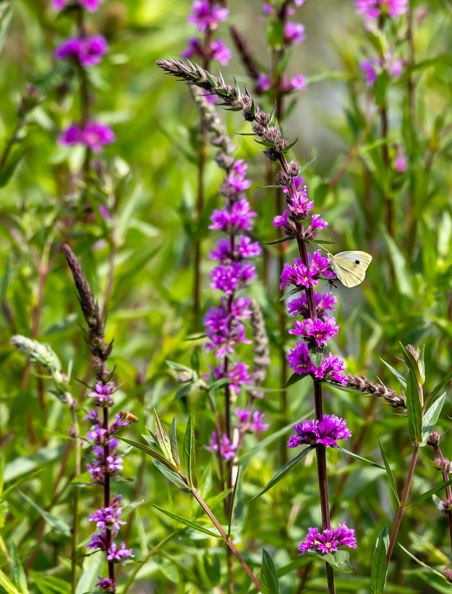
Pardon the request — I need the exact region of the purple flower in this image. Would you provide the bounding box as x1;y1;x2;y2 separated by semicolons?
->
59;124;83;147
286;342;317;375
236;408;269;431
280;251;333;290
361;59;377;85
284;22;306;44
288;291;337;319
395;154;407;173
89;502;126;533
288;414;352;449
52;0;105;11
59;122;115;153
209;198;257;232
283;177;314;218
205;431;238;460
256;74;271;92
182;37;203;60
354;0;408;19
188;0;229;31
212;361;251;393
262;2;272;15
107;542;135;562
86;532;107;551
88;382;115;406
54;35;108;67
298;522;357;555
289;316;339;346
82;121;116;153
86;424;107;443
315;353;348;385
95;578;116;593
227;159;252;191
211;39;232;65
106;454;123;474
209;236;261;262
290;75;307;90
209;262;257;294
84;409;100;423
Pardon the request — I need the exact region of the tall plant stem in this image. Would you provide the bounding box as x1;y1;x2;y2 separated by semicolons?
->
69;402;81;594
273;39;289;465
386;443;420;563
192;488;263;592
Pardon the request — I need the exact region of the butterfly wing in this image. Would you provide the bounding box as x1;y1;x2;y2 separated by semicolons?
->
330;251;372;288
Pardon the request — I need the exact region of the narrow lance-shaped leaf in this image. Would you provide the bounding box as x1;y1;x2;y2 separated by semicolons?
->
150;503;220;538
370;525;389;594
249;446;315;501
153;409;176;465
170;417;180;467
378;438;400;504
152;459;190;493
421;392;446;446
183;414;196;489
120;437;176;470
405;371;423;444
260;549;281;594
404;478;452;509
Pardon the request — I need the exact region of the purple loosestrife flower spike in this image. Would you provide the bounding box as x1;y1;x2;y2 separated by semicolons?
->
63;247;134;592
288;414;352;449
354;0;408;19
298;523;357;555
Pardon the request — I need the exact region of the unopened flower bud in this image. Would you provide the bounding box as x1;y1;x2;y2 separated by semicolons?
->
177;371;194;383
427;432;441;446
288;161;300;176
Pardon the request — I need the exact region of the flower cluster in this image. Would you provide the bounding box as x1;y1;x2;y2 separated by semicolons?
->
288;414;352;449
59;122;115;153
53;0;115;154
272;171;347;385
361;55;404;86
84;388;135;590
55;35;107;67
183;1;232;66
298;523;357;555
354;0;408;20
53;0;104;10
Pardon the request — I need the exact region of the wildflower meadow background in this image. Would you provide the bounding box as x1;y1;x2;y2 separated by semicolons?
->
1;0;452;592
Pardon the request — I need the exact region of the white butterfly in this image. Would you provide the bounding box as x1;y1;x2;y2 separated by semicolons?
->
327;251;372;288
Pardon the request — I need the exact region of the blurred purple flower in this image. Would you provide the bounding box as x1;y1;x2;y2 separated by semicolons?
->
290;75;307;90
188;0;229;31
54;35;108;67
205;431;238;459
107;542;135;562
59;122;115;153
354;0;408;19
52;0;104;11
284;22;306;44
298;523;357;555
211;39;232;65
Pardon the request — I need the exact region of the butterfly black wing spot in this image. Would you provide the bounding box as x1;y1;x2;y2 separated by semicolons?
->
354;260;360;264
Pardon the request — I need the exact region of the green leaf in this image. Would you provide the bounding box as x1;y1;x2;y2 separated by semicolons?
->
425;371;452;409
319;550;354;573
0;4;12;54
152;460;190;493
378;439;399;504
120;437;175;470
9;541;29;594
0;149;25;188
75;551;103;594
150;503;220;538
4;445;66;483
262;237;291;246
182;414;195;488
249;446;315;501
335;447;385;470
421;392;446;446
154;409;175;465
380;358;407;389
400;343;425;387
405;371;423;444
383;232;412;297
370;525;389;594
404;478;452;508
0;569;20;594
29;572;71;594
284;372;309;388
19;492;71;536
260;549;280;594
227;466;240;538
170;417;180;467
